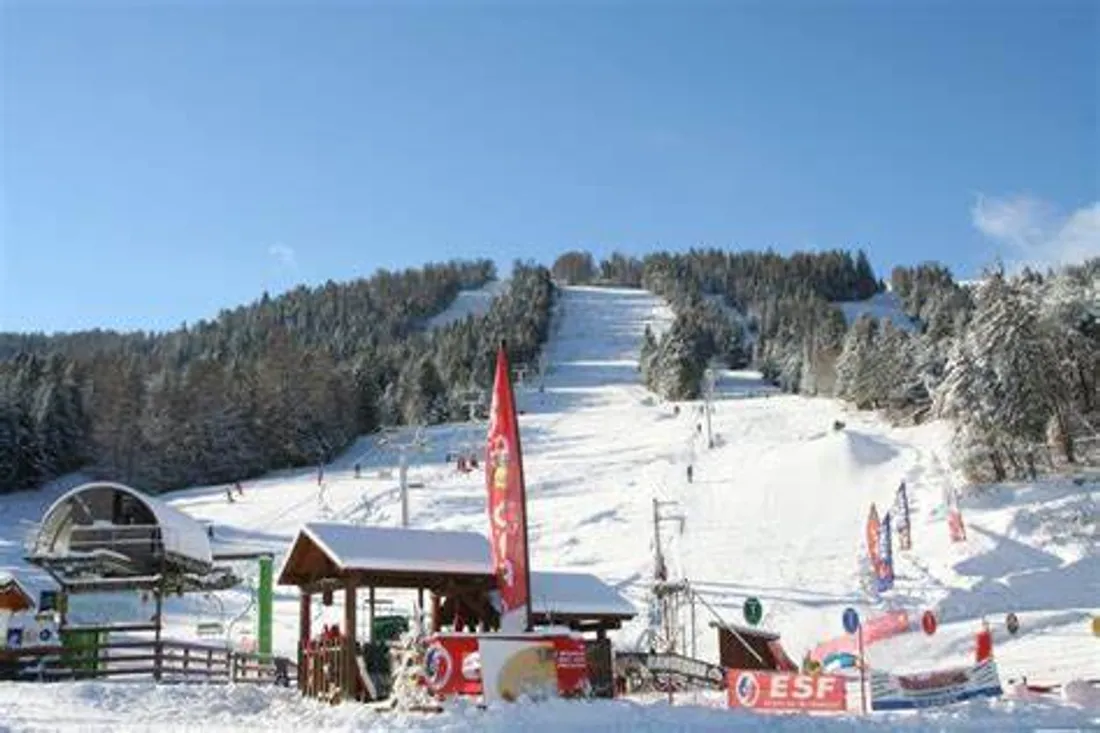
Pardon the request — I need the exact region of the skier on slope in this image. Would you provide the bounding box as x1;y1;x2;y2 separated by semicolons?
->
686;464;694;484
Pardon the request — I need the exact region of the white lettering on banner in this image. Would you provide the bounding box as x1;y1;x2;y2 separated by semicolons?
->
771;674;836;700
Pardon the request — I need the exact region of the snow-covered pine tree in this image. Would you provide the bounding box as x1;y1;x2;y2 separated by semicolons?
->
934;321;1005;481
969;274;1063;477
834;314;879;408
389;624;435;711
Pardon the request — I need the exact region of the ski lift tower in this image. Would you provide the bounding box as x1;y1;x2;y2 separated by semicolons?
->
702;366;717;449
379;425;431;528
456;389;487;467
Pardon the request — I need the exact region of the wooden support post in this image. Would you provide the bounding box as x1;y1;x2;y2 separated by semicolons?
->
343;579;357;702
298;591;311;691
368;586;375;645
431;593;442;633
153;574;164;683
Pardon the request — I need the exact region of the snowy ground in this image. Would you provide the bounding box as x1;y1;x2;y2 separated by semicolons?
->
0;285;1097;729
427;280;510;329
0;680;1095;732
836;291;918;332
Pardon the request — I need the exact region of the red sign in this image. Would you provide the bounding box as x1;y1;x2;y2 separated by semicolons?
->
424;634;481;697
922;610;938;636
424;633;588;699
485;344;532;633
727;670;848;712
553;635;589;697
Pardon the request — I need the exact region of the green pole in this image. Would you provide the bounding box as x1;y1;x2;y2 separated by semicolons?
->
257;555;273;660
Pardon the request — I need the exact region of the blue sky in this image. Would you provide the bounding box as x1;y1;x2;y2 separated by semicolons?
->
2;1;1097;334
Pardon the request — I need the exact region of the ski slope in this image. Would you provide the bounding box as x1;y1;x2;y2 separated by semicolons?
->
0;284;1097;729
427;279;510;329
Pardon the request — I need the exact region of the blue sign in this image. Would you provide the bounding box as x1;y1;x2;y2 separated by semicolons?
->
843;607;861;634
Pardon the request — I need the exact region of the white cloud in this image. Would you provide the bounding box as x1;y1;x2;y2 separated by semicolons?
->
268;243;297;269
971;194;1100;272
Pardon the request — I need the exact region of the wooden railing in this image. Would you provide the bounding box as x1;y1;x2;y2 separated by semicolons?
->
0;639;295;686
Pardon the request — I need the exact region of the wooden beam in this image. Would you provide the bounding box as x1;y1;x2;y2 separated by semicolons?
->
368;586;375;645
297;592;311;692
343;579;357;702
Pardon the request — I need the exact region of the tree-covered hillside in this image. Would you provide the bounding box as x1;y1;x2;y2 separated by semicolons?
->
4;246;1095;496
557;249;1099;484
0;259;555;494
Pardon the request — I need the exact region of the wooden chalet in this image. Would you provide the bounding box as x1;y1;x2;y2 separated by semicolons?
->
0;574;35;615
278;522;636;701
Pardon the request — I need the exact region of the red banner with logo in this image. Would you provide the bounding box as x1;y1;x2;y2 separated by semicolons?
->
423;634;482;697
727;669;848;712
486;343;533;633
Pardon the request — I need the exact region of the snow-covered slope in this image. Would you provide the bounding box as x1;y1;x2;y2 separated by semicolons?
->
427;280;510;329
836;291;918;332
0;284;1097;729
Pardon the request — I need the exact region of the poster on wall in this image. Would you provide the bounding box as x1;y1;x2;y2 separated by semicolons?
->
870;658;1003;711
477;635;559;704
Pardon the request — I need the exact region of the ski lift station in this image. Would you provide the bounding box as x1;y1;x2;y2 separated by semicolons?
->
25;481;235;595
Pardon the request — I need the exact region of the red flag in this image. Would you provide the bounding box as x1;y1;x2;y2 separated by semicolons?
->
485;342;533;632
866;504;883;577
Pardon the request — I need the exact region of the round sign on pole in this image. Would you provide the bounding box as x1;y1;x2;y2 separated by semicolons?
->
1005;612;1020;636
743;597;763;626
921;610;938;636
843;607;861;634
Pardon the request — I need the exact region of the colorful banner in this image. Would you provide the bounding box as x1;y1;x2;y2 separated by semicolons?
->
486;343;533;633
877;511;895;592
727;669;848;712
895;481;912;551
943;484;967;543
866;504;882;584
810;610;910;663
870;658;1003;711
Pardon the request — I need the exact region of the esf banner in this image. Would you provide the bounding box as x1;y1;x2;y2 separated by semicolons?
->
870;658;1003;711
727;669;848;712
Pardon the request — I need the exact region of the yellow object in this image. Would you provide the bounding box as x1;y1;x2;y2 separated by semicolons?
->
1091;615;1100;637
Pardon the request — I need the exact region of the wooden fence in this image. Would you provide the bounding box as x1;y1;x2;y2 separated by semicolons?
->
0;638;295;686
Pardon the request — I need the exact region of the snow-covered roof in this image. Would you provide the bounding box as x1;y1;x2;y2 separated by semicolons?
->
0;572;35;611
279;523;636;619
37;482;212;567
530;571;635;619
286;522;492;579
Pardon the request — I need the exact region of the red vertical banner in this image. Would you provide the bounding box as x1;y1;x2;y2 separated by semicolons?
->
485;342;533;633
866;504;882;578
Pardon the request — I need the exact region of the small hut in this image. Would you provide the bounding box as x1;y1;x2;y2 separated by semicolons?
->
0;574;35;615
711;621;798;671
278;522;636;702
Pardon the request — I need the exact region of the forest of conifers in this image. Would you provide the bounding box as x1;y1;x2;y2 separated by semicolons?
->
2;248;1096;494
